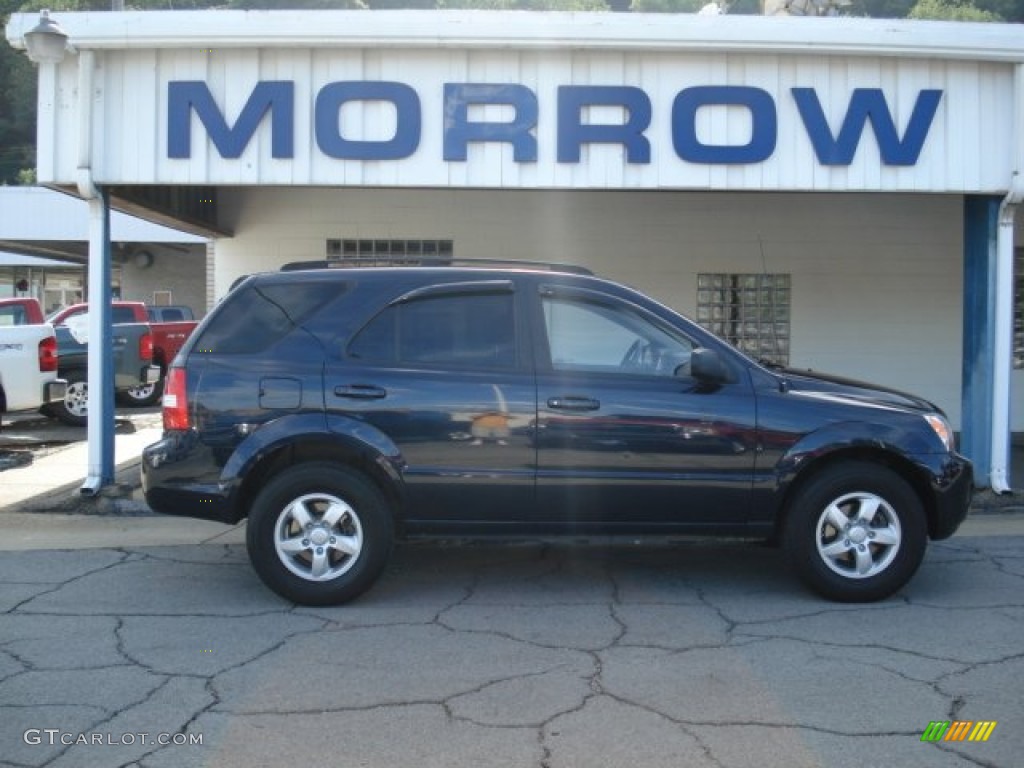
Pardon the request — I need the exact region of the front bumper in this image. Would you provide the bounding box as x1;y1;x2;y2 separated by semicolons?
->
924;452;973;540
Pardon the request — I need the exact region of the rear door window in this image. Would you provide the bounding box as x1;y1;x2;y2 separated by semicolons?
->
349;291;516;370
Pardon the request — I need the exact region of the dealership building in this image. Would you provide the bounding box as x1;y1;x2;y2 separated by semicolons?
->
5;9;1023;490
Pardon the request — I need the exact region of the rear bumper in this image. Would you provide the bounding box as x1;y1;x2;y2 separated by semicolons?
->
113;365;161;391
142;432;240;525
43;379;66;404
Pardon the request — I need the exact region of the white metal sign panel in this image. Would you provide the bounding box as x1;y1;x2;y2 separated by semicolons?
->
40;48;1015;193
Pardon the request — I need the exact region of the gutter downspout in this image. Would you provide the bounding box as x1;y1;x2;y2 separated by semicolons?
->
990;62;1024;494
76;49;115;496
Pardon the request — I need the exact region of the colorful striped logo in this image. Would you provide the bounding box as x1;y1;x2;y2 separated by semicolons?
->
921;721;997;742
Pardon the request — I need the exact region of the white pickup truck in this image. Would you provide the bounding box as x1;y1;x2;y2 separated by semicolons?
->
0;298;67;427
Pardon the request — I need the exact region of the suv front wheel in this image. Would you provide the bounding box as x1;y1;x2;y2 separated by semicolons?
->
246;463;394;605
783;462;927;602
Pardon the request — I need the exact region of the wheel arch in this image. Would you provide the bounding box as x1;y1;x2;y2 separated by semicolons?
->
229;433;406;532
773;446;938;542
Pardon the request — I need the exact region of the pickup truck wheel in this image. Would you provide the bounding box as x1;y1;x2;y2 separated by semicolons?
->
51;371;88;427
783;462;926;603
116;376;163;407
246;463;394;606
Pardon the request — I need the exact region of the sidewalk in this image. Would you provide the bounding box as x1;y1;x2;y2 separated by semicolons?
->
0;413;244;551
0;414;1021;551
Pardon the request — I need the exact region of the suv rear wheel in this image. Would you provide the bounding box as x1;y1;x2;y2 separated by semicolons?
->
246;463;394;605
783;462;926;602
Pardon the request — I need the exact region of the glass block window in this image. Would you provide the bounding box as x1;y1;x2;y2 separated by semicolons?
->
696;273;791;365
326;238;453;265
1014;249;1023;370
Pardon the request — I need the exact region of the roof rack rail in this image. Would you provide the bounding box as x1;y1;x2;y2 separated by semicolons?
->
278;257;594;276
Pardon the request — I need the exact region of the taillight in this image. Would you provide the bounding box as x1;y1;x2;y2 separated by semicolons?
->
163;367;190;430
140;332;154;361
38;336;58;372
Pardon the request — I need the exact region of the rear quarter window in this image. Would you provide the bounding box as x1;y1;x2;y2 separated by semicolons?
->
194;281;342;355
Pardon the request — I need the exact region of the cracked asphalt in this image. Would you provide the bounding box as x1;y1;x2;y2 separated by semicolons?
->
1;530;1023;768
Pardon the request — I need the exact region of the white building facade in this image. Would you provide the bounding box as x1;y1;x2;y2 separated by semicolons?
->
5;10;1023;488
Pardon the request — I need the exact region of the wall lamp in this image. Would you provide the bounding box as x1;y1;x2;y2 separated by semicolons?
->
23;10;70;64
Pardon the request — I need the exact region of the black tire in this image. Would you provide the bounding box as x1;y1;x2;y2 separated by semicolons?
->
51;370;88;427
246;463;394;606
783;462;927;602
116;375;164;407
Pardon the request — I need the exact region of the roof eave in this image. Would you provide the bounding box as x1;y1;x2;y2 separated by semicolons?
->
7;10;1024;63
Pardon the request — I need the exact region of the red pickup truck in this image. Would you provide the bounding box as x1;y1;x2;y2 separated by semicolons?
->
48;301;198;407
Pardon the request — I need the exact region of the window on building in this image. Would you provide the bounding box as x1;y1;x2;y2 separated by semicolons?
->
1015;248;1023;370
696;273;791;366
326;238;454;266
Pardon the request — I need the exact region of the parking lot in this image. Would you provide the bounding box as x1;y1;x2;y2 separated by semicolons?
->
1;411;1023;767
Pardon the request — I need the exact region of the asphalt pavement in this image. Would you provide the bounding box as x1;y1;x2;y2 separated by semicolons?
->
1;514;1024;767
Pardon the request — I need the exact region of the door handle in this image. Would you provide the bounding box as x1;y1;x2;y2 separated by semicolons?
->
547;396;600;412
334;384;387;399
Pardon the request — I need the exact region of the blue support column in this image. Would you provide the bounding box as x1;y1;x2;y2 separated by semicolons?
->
82;187;115;493
961;195;1001;485
100;189;114;480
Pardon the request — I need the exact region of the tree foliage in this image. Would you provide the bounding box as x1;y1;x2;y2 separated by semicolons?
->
630;0;713;11
908;0;1002;17
436;0;609;8
848;0;1020;17
0;21;34;183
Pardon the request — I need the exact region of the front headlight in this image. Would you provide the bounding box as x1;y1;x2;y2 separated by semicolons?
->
924;414;956;452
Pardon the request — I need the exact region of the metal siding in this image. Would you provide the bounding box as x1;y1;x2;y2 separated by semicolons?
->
38;48;1018;193
35;65;59;183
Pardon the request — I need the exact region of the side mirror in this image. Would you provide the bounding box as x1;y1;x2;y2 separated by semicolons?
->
688;348;732;384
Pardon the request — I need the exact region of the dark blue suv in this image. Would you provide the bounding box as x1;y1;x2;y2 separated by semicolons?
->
142;265;972;605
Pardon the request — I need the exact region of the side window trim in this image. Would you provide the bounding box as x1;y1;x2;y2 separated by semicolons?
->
538;283;685;336
391;279;515;305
